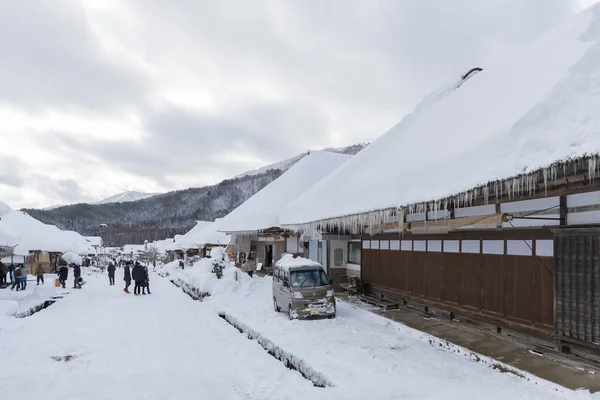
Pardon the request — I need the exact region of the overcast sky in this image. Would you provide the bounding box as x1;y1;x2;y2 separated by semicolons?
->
0;0;596;209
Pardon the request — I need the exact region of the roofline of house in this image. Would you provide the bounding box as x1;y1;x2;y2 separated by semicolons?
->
282;153;600;235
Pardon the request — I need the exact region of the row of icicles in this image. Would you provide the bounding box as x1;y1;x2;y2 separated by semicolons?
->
288;155;600;236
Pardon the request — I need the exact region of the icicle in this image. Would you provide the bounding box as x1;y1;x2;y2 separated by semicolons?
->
588;156;597;182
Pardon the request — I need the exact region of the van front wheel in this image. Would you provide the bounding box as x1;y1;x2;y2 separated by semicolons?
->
273;297;280;313
288;305;295;320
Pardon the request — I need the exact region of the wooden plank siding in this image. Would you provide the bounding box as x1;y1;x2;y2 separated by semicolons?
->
554;229;600;348
361;229;555;335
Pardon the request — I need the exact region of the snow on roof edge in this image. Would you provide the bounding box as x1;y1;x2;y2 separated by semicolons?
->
282;153;600;234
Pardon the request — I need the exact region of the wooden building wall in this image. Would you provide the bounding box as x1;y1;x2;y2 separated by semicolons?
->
361;229;555;335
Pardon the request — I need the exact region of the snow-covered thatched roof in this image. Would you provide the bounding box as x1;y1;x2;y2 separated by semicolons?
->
218;151;351;234
280;6;600;232
123;244;146;254
0;201;12;217
0;211;92;255
171;220;230;251
85;236;103;247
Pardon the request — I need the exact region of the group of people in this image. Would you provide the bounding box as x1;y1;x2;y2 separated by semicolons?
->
120;260;151;295
0;262;47;291
57;263;83;289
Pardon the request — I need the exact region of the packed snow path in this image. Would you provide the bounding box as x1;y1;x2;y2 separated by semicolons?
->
0;273;317;400
2;270;599;400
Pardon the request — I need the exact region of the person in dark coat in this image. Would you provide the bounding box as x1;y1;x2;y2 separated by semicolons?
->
132;262;144;296
58;264;68;288
179;260;184;269
72;263;82;289
123;261;132;294
141;265;151;295
107;262;116;285
0;262;7;285
8;263;15;283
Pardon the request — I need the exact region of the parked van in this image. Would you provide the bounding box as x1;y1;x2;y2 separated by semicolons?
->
272;254;336;320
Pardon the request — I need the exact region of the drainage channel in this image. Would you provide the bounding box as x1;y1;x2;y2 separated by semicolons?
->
15;296;64;318
218;312;333;388
170;279;210;301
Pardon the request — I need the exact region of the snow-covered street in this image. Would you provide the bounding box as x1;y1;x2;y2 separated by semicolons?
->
1;267;598;400
0;272;316;400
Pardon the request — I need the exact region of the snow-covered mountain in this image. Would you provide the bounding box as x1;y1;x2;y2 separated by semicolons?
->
234;143;367;180
92;191;158;205
26;143;367;245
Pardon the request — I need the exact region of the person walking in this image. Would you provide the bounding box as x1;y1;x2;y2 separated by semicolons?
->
107;262;116;285
10;265;22;291
72;263;82;289
8;263;15;284
123;261;132;294
132;262;144;296
35;264;45;285
20;264;28;290
142;265;151;295
58;264;68;288
0;262;7;286
179;259;184;269
241;255;257;278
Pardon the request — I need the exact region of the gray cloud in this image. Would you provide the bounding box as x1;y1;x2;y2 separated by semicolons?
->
38;98;330;186
0;0;582;208
0;0;148;113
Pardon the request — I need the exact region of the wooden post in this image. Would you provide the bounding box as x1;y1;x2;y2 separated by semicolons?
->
559;195;567;226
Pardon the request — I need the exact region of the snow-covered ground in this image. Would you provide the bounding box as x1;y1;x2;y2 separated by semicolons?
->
1;262;598;399
160;259;600;399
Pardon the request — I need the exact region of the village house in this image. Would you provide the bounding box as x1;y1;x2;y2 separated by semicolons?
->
218;151;351;273
168;220;231;259
280;12;600;364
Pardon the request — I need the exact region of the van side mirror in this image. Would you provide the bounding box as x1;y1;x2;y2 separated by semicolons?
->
283;279;289;288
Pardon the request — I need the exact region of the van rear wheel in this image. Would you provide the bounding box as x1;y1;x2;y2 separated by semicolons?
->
273;297;280;312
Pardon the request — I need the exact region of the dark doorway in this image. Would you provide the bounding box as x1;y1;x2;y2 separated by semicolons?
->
265;244;274;267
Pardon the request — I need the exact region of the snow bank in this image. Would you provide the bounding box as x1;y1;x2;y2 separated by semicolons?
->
159;254;253;300
218;151;351;233
280;6;600;228
275;254;321;270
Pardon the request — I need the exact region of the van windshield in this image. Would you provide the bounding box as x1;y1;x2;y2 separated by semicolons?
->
290;269;329;288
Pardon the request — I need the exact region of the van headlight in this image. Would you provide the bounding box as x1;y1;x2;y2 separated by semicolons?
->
326;289;334;297
292;292;303;299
